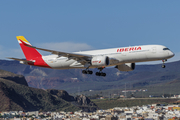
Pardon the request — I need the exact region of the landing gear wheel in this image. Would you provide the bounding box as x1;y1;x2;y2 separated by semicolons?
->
96;72;101;76
82;70;93;75
96;67;107;77
96;72;106;77
82;70;87;74
162;65;166;68
101;73;106;77
87;70;93;74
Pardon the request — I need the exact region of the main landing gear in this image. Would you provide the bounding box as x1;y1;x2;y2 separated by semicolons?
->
82;69;93;74
82;67;106;77
162;59;167;68
96;67;106;77
96;72;106;77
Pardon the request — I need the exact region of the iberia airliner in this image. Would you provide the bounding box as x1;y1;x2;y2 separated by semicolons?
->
8;36;175;77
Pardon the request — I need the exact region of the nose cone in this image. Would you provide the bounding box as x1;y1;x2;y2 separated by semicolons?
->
169;51;175;58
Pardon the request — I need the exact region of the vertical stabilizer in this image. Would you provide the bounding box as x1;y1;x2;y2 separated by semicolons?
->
16;36;42;60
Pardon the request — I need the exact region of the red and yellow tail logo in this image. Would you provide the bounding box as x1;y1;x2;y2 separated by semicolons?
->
16;36;31;45
16;36;40;60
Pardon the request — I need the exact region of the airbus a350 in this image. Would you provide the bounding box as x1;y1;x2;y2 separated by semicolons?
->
8;36;175;77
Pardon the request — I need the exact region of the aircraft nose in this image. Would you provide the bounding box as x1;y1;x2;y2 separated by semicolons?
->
169;51;175;57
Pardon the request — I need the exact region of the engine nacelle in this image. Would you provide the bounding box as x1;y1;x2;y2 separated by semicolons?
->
91;56;110;66
115;63;135;71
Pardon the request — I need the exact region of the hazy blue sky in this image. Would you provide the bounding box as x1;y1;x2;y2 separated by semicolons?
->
0;1;180;64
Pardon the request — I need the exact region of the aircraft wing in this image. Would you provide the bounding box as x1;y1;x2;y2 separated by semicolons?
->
109;58;120;64
19;40;92;61
30;45;91;58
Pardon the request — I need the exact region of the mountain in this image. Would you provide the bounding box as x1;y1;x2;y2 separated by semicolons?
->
0;69;98;112
0;60;180;93
0;69;28;86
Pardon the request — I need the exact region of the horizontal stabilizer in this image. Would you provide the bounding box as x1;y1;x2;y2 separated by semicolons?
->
7;57;34;64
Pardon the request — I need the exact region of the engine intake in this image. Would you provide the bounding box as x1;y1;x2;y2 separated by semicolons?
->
91;56;109;66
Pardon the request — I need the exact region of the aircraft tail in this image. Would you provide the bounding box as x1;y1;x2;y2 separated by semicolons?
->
16;36;42;60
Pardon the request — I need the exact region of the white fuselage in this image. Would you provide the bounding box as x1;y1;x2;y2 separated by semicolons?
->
42;45;174;69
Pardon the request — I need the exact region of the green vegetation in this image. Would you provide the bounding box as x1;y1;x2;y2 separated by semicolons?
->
77;78;180;99
92;98;179;110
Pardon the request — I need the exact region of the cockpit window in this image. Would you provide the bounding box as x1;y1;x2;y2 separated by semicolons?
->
163;48;170;50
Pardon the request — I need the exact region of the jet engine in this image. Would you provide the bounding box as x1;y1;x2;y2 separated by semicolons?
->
91;56;109;66
115;63;135;71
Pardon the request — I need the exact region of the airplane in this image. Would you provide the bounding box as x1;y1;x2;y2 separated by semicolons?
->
8;36;175;77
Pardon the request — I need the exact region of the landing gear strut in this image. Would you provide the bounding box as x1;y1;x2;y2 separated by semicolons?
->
162;59;167;68
82;63;93;75
96;67;106;77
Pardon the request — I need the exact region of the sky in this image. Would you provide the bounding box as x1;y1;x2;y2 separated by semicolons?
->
0;1;180;64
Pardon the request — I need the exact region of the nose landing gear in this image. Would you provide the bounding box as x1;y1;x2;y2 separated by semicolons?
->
162;64;165;68
162;59;167;68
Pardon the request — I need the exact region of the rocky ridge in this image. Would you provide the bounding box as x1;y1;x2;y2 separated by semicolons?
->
0;69;98;112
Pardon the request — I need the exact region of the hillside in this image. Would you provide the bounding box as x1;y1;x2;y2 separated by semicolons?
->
0;60;180;93
0;69;28;86
0;69;98;112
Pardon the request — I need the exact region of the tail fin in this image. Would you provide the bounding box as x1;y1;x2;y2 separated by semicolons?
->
16;36;42;60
